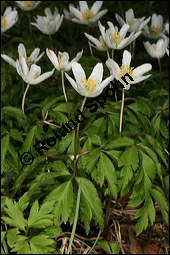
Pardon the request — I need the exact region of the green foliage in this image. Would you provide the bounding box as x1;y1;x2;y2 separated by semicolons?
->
1;1;169;252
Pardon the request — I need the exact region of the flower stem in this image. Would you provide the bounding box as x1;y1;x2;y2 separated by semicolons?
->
87;26;93;56
61;70;71;119
111;49;114;59
28;11;32;38
66;182;81;254
119;88;125;137
158;57;162;83
106;50;110;59
22;83;30;122
73;97;87;176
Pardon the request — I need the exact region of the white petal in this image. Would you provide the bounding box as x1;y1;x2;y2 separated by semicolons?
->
89;63;103;84
27;64;40;84
91;1;103;14
1;54;16;68
46;49;59;69
115;13;125;27
133;63;152;78
89;10;107;24
29;48;40;61
79;1;89;12
18;43;26;58
122;50;132;67
65;72;79;93
131;74;152;84
20;57;28;77
125;9;134;21
106;59;120;80
31;68;55;85
119;24;130;38
69;6;82;21
44;7;52;18
143;41;156;58
84;33;101;47
72;62;86;84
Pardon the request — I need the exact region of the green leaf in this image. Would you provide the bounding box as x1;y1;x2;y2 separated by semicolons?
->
30;235;55;246
89;134;102;146
6;228;27;248
20;126;39;155
76;177;104;235
150;188;168;223
118;146;139;170
105;150;122;162
18;192;29;212
27;200;54;228
2;198;27;231
1;135;9;174
104;137;134;150
50;110;68;125
10;129;23;142
40;226;61;238
2;106;25;127
98;152;117;199
140;151;156;180
97;240;120;254
45;180;73;226
82;148;100;173
10;240;31;254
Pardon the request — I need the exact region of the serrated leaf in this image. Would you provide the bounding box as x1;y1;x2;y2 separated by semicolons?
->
2;106;25;127
82;148;100;173
10;129;23;142
97;240;120;254
150;188;168;223
20;126;38;155
140;151;156;180
89;134;101;145
30;235;55;246
98;152;117;199
18;192;29;212
40;227;61;238
11;240;31;254
45;180;73;226
1;135;9;174
118;146;139;170
104;137;134;150
105;150;122;162
6;228;27;248
76;177;104;235
2;198;27;231
28;200;54;228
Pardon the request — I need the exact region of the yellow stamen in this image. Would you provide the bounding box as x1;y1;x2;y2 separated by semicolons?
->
99;36;106;49
82;10;94;22
23;1;33;9
80;77;96;94
150;25;162;34
111;32;122;46
49;18;54;22
34;72;41;79
58;53;65;69
1;15;7;28
127;19;133;25
153;45;157;50
119;65;135;82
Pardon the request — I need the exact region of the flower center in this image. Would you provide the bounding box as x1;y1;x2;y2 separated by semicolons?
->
127;19;133;25
119;65;135;82
23;1;33;8
99;36;106;49
111;32;122;46
49;18;54;22
80;77;96;94
34;72;41;79
153;45;157;50
150;25;162;37
58;53;65;69
82;10;94;22
1;15;7;28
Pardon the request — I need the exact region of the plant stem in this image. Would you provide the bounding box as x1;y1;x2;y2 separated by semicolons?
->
73;97;87;176
87;230;101;254
131;39;136;59
106;50;110;59
22;83;30;122
119;88;125;137
158;57;162;83
61;71;71;119
28;11;32;37
87;26;93;56
66;182;81;254
111;49;114;59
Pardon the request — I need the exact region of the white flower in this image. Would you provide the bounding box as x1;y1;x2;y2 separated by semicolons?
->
16;56;55;85
68;1;107;25
84;21;109;51
1;7;18;33
31;7;63;35
143;38;168;58
106;50;152;90
65;62;114;97
143;13;166;39
103;21;141;50
46;49;83;72
15;1;41;11
1;43;44;68
115;9;150;33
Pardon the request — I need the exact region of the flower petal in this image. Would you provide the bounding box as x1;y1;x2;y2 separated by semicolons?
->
1;54;16;68
91;1;103;14
122;50;132;67
133;63;152;78
31;68;55;85
18;43;26;58
106;58;120;80
89;63;103;84
46;49;59;69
